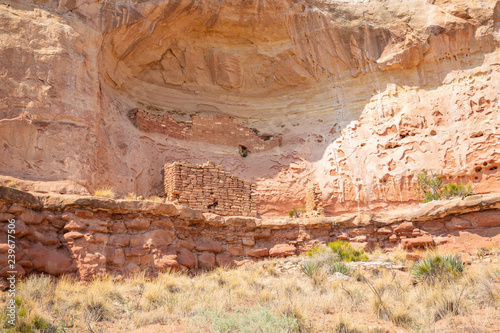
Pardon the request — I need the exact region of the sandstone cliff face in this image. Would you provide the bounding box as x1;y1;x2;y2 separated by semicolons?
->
0;0;499;216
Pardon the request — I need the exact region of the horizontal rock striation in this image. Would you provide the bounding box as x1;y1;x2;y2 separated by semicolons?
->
0;0;499;216
1;186;499;280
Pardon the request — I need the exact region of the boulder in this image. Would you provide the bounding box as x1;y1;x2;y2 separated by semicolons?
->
0;212;15;222
198;252;215;270
144;230;173;247
3;219;31;238
196;241;222;253
445;217;471;230
401;236;434;249
0;264;25;278
247;248;269;258
269;244;296;257
27;244;76;275
177;248;196;268
109;235;130;247
216;254;235;267
228;245;244;256
20;209;44;224
377;226;393;234
124;216;150;230
241;236;255;246
154;255;179;270
394;222;414;233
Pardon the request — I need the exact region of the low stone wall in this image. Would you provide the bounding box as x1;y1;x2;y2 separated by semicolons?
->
164;161;256;216
0;186;499;280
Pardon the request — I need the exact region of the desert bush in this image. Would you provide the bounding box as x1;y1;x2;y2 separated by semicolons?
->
415;170;474;202
415;170;443;202
328;241;369;262
301;260;321;278
94;187;115;198
441;183;475;199
306;245;323;257
328;262;351;276
411;254;465;282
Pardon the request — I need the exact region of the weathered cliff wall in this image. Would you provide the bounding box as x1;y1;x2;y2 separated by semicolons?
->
1;187;499;280
0;0;499;217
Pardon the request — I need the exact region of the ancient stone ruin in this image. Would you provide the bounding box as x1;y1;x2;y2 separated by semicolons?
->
305;183;325;217
164;161;256;217
129;108;280;155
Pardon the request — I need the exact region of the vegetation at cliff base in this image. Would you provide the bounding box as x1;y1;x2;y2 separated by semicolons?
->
415;170;475;203
1;249;499;333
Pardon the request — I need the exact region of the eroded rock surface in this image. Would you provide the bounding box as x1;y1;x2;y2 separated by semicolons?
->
1;186;499;279
0;0;499;216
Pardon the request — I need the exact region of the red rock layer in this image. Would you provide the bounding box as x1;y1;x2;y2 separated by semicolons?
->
1;187;499;280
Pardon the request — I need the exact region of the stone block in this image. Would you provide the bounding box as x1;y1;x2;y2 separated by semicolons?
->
445;217;471;230
247;248;269;258
401;236;434;249
198;252;215;270
196;241;222;253
269;244;296;257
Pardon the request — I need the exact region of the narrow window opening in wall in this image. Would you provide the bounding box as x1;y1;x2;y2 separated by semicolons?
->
207;200;218;210
239;145;250;157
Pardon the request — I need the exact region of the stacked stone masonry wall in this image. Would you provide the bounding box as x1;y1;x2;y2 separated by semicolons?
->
129;108;280;152
164;161;256;217
1;187;500;281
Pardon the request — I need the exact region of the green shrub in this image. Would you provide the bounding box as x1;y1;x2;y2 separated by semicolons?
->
289;207;298;218
415;170;444;202
411;254;465;282
442;183;474;199
306;245;322;257
327;241;369;262
328;262;351;276
301;260;321;278
415;170;474;202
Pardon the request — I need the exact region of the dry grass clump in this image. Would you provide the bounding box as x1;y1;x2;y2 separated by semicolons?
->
1;250;499;332
145;195;164;202
124;193;163;202
93;187;115;198
125;192;142;200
